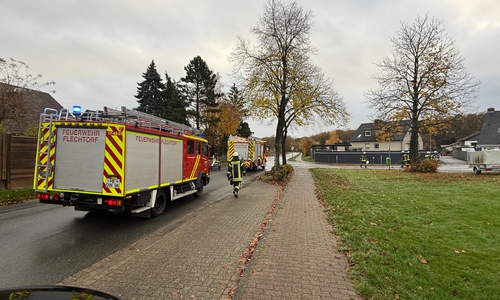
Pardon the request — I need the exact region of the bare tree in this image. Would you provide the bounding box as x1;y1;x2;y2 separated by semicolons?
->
365;14;479;163
0;58;55;131
230;0;348;168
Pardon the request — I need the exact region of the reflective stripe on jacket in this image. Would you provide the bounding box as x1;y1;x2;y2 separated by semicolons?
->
228;160;245;181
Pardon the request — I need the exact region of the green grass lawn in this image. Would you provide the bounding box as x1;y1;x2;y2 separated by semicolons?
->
311;169;500;300
0;188;36;206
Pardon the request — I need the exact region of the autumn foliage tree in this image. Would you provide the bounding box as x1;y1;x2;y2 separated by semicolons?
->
365;14;479;163
202;82;252;157
326;130;339;144
300;137;315;156
230;0;348;169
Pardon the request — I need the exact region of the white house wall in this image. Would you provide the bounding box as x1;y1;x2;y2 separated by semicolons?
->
350;133;423;151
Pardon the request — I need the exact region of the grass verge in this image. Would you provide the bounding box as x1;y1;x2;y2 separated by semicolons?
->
311;169;500;300
0;188;36;206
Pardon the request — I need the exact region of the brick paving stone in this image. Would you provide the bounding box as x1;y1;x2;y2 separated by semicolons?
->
234;167;362;300
59;164;362;300
60;180;280;300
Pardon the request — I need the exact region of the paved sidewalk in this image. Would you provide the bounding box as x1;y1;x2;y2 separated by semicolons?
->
60;167;361;299
234;167;361;300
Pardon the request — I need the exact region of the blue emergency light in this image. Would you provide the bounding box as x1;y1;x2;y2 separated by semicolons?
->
72;105;82;116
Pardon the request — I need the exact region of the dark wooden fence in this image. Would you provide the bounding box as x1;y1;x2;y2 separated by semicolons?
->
312;150;428;165
0;134;37;189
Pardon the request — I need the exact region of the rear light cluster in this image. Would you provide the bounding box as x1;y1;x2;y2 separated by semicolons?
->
104;199;122;206
37;193;61;201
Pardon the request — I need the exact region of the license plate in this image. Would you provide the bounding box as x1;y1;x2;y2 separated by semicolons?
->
106;178;120;188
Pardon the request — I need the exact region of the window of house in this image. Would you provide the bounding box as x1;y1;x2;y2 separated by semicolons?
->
365;131;371;136
375;143;379;149
365;143;370;150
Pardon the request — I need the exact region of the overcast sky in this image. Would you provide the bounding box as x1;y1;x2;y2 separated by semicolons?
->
2;0;498;138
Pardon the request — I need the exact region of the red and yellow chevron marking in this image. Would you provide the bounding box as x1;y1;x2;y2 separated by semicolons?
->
35;123;56;190
102;125;125;196
248;141;254;161
227;140;235;161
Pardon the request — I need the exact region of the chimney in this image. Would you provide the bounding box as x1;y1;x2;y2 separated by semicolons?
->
487;107;495;112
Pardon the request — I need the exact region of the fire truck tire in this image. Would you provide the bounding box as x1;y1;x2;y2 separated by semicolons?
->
194;182;204;198
152;191;167;217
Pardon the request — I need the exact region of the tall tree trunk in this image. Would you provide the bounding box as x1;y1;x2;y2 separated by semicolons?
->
274;111;287;169
281;127;288;165
410;116;420;163
274;132;282;169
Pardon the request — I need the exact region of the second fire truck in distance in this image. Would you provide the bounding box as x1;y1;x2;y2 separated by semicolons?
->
227;135;267;170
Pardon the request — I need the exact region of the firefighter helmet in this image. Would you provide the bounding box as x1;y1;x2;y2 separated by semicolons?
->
233;152;239;157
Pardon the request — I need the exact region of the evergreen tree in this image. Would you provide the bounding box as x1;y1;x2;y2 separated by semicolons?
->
227;83;247;118
135;60;164;115
181;56;220;130
162;73;189;126
236;121;252;138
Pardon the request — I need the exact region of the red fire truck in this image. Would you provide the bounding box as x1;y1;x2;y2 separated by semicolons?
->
34;106;211;218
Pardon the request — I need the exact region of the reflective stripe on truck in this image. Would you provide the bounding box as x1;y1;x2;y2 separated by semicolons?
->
102;125;125;196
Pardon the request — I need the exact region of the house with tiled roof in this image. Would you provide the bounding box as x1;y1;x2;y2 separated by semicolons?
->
349;120;423;152
476;108;500;150
448;131;481;150
0;83;63;136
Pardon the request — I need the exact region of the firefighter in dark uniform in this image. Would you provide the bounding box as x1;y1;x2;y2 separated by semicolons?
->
401;151;410;168
432;151;440;161
360;151;367;168
227;151;246;198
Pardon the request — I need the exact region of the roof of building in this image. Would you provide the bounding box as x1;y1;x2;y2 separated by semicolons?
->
459;131;481;142
350;120;411;143
0;83;63;135
477;108;500;146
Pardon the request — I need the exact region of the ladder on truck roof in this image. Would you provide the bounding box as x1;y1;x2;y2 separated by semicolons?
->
102;106;200;135
35;108;60;192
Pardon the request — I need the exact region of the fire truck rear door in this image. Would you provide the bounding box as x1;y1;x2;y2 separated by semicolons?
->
53;126;107;192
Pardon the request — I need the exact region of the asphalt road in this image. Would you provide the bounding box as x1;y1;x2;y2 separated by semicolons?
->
0;167;260;289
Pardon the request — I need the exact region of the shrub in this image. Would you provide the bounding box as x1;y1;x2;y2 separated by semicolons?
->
282;164;294;174
269;164;294;181
407;159;438;173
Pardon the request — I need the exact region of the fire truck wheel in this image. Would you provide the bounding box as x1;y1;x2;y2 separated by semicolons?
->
152;191;167;217
194;182;204;197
